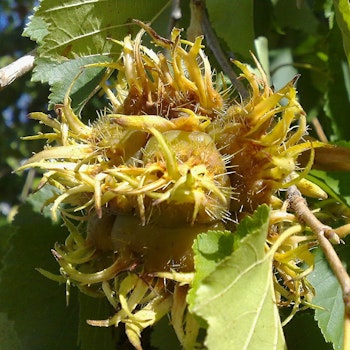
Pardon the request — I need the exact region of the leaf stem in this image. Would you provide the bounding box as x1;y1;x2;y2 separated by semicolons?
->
287;185;350;350
0;49;36;89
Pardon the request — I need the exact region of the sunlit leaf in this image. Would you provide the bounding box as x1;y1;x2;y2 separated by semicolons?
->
191;205;286;350
308;247;348;350
24;0;171;61
23;0;171;111
32;56;110;112
188;219;262;311
25;184;59;218
187;230;235;311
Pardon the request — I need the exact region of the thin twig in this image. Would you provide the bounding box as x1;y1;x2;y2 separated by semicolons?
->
187;0;248;99
287;185;350;350
287;185;341;243
0;49;36;89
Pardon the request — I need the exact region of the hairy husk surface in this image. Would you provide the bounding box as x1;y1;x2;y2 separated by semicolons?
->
20;22;333;349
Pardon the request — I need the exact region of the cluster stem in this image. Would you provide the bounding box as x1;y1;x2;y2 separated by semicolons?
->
287;185;350;350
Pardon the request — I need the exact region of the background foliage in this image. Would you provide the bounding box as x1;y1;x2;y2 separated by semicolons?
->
1;0;350;349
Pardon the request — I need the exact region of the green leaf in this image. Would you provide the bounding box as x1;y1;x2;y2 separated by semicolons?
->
191;205;286;350
334;0;350;66
323;24;350;142
206;0;254;59
24;0;171;61
283;311;332;350
32;56;110;112
273;0;318;34
78;294;116;350
0;220;16;271
151;316;182;350
309;169;350;208
25;184;59;218
187;230;235;309
23;0;172;111
0;313;23;350
308;247;348;350
0;192;79;350
188;221;257;310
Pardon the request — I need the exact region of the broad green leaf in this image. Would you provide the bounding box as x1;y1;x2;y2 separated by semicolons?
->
187;230;235;309
308;247;349;350
0;312;22;350
334;0;350;66
283;311;332;350
309;168;350;208
24;0;171;61
323;24;350;142
0;191;79;350
318;0;335;28
26;184;60;218
273;0;318;34
23;0;172;111
78;294;116;350
0;220;16;271
188;221;260;310
32;56;110;112
151;316;182;350
23;15;49;43
191;205;286;350
206;0;254;59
